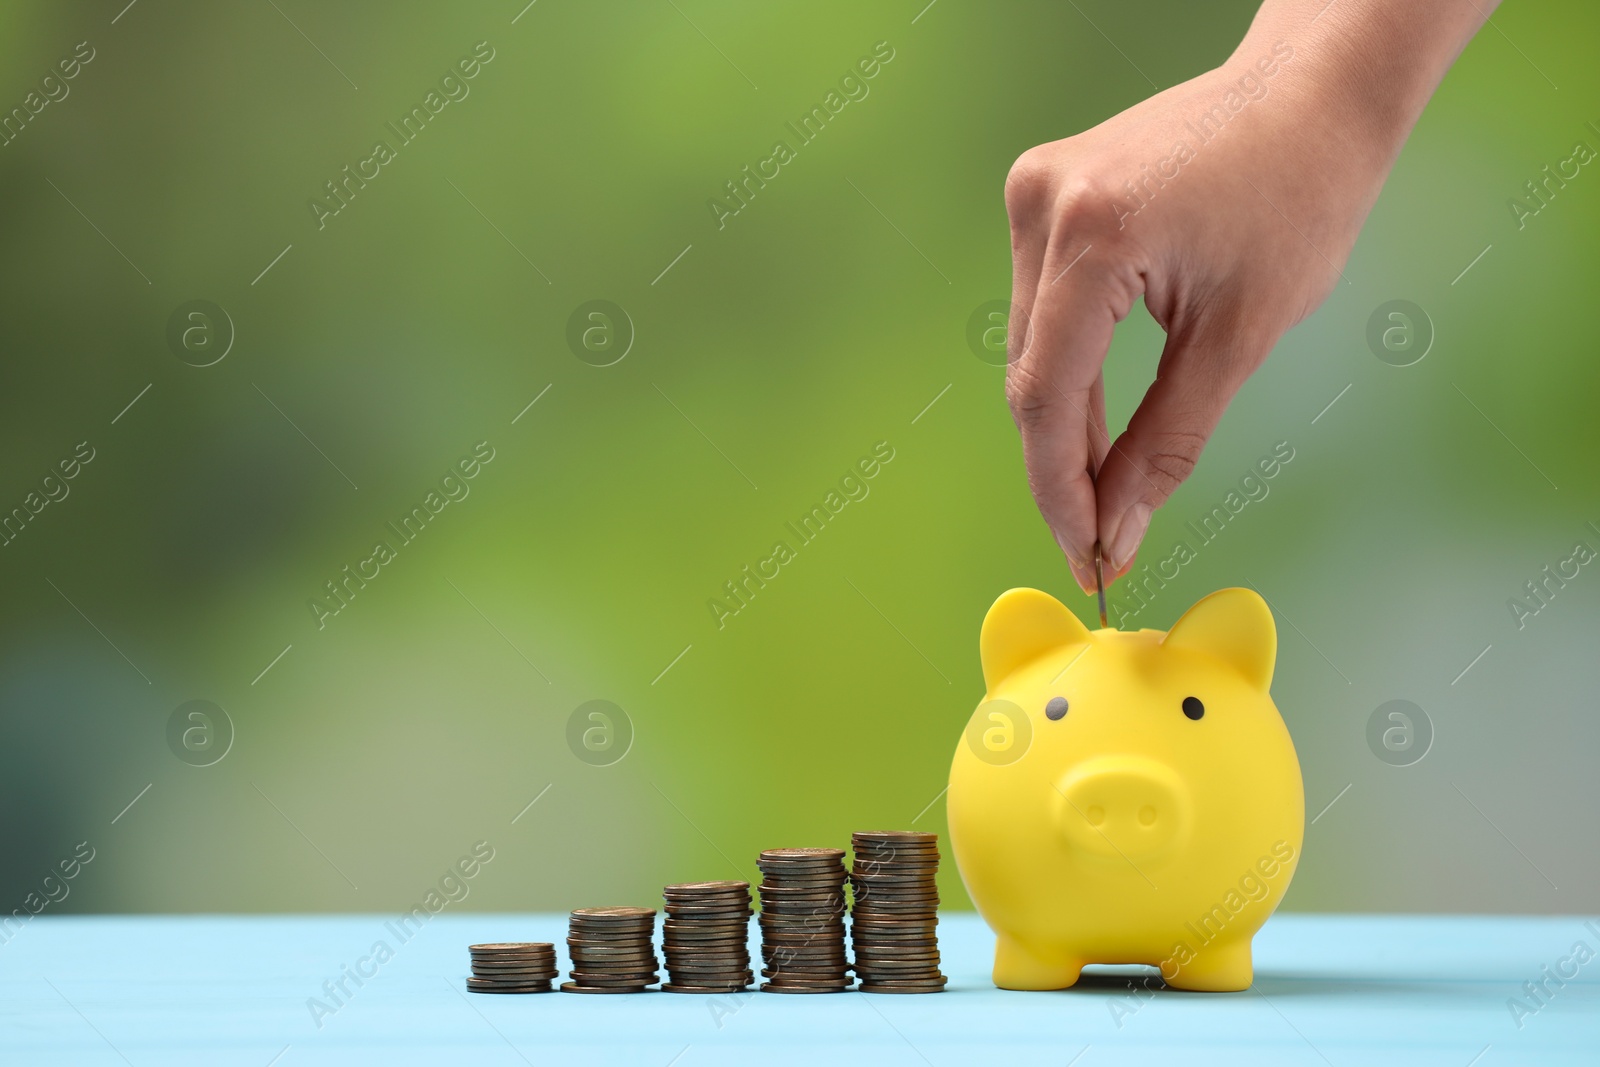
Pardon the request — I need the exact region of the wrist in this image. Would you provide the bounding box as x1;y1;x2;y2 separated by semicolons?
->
1232;0;1495;175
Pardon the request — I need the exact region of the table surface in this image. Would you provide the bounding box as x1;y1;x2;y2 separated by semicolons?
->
1;913;1595;1065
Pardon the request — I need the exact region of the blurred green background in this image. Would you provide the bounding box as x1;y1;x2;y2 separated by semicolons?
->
0;0;1594;918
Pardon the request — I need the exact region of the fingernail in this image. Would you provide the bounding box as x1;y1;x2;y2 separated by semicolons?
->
1107;503;1152;572
1058;539;1095;595
1068;559;1095;596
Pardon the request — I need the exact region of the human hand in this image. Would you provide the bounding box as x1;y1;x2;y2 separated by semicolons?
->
1003;0;1494;595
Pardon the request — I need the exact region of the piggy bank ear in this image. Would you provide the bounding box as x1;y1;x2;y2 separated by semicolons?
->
980;588;1092;691
1162;587;1276;689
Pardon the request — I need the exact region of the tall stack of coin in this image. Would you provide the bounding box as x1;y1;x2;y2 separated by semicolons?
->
757;847;851;993
466;942;557;993
849;831;947;993
561;907;659;994
660;881;754;993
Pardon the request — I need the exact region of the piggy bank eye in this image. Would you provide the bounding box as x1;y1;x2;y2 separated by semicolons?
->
1045;697;1069;721
1182;696;1205;721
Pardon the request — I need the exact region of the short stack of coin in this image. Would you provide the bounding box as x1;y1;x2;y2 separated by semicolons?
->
561;907;659;993
660;881;754;993
757;848;851;993
466;942;558;993
849;831;948;993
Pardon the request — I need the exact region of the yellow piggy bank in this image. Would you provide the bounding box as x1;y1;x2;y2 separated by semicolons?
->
948;587;1303;992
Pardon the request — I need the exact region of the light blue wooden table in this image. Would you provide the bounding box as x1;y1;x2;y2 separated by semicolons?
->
2;914;1595;1065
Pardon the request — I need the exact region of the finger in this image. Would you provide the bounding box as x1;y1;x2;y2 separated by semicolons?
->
1094;325;1271;579
1085;371;1112;589
1004;167;1049;369
1004;159;1082;584
1009;243;1134;593
1087;372;1110;477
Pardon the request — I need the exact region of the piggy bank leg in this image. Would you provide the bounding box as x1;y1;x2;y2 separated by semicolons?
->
992;934;1083;990
1165;937;1253;992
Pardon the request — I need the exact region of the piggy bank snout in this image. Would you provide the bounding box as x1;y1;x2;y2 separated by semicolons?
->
1054;756;1190;861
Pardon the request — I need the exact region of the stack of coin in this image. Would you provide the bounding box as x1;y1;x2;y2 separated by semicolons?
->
466;943;558;993
849;831;947;993
561;907;659;993
757;847;851;993
660;881;754;993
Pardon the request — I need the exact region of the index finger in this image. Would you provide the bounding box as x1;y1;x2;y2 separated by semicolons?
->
1007;237;1135;592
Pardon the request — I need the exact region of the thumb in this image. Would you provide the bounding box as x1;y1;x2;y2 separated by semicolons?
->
1094;329;1266;579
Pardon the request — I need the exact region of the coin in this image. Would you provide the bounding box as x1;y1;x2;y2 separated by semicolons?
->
664;895;752;905
464;939;559;993
471;965;560;976
572;906;656;919
756;846;851;990
757;909;846;921
466;979;555;994
852;830;938;841
853;909;941;919
757;870;845;881
668;955;751;966
852;897;935;908
661;910;752;922
851;943;941;953
855;859;941;870
568;956;658;967
562;906;657;989
665;880;749;893
852;895;941;906
848;831;946;992
761;847;845;860
1094;538;1108;629
659;880;753;992
467;953;556;966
